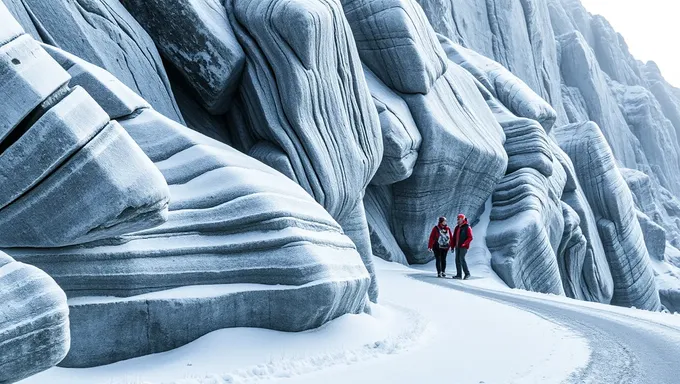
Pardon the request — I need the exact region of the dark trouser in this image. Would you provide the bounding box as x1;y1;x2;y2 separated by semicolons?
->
455;247;469;277
434;248;448;274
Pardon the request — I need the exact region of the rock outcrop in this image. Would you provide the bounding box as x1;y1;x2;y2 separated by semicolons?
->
224;0;382;300
0;252;69;383
12;0;184;124
7;46;371;367
120;0;245;115
554;122;661;310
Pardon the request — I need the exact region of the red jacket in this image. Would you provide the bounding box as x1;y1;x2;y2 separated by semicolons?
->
428;224;454;250
453;220;473;249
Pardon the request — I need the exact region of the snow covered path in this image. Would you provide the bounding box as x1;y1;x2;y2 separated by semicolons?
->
416;274;680;384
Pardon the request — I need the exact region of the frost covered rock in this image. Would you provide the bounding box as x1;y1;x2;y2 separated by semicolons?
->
0;26;169;248
417;0;567;125
438;34;557;131
364;67;421;185
552;143;614;303
13;0;184;123
557;31;640;168
120;0;245;114
364;186;408;265
554;121;661;310
342;0;447;94
394;64;507;263
0;252;69;383
557;201;588;300
225;0;382;299
636;211;667;262
8;51;372;367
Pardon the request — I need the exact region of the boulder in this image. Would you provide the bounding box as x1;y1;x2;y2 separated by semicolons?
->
17;0;184;123
0;253;70;383
342;0;447;94
553;121;661;310
225;0;383;299
636;210;667;261
363;66;421;185
120;0;245;114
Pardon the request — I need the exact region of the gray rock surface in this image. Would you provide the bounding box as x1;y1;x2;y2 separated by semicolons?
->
8;50;371;367
225;0;383;300
554;121;661;310
11;0;184;123
364;185;408;265
636;210;667;262
342;0;447;94
552;142;614;303
0;27;169;248
416;0;568;125
0;252;70;383
120;0;245;114
363;66;421;185
394;63;507;263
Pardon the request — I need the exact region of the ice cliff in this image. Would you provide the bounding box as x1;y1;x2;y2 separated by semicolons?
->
1;0;680;380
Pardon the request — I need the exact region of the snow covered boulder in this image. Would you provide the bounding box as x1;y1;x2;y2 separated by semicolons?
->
15;0;184;123
225;0;383;300
0;29;169;247
364;66;421;185
120;0;245;114
342;0;447;94
0;252;69;383
394;64;507;263
9;53;372;367
553;121;661;310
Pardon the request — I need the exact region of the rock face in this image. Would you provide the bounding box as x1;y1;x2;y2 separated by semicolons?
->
0;13;170;248
120;0;246;114
224;0;382;300
8;47;371;367
10;0;184;124
0;252;69;383
554;122;660;310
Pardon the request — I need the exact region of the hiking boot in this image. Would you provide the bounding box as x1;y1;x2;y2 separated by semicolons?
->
441;272;447;278
464;275;471;280
453;275;462;280
437;272;442;278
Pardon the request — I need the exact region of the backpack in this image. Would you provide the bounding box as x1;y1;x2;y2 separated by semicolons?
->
437;227;450;249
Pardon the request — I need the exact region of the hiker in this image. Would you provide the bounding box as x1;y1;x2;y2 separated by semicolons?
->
453;214;473;280
428;216;454;278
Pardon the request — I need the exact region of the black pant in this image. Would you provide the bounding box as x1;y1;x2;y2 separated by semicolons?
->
455;247;469;277
434;248;448;274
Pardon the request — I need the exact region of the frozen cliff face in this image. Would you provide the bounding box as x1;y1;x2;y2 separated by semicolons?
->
120;0;245;115
224;0;382;300
6;0;184;124
0;11;170;248
554;122;661;310
416;0;568;126
341;0;506;264
7;47;372;367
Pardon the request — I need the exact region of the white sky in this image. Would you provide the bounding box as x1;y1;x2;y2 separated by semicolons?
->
579;0;680;87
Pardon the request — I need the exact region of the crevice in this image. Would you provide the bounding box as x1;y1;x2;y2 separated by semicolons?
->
0;84;72;156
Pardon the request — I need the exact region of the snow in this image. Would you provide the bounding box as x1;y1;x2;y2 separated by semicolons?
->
23;260;589;384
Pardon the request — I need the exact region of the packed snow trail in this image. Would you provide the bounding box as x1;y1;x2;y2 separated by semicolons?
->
415;274;680;384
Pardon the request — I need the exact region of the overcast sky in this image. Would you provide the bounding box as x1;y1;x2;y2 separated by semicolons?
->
579;0;680;87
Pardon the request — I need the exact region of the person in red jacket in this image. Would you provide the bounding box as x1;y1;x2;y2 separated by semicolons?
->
453;214;473;279
428;216;454;278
